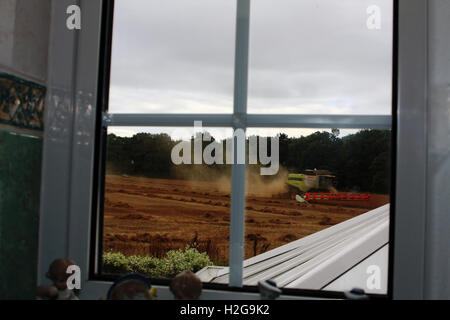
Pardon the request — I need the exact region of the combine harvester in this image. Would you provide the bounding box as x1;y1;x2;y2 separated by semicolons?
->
285;169;370;203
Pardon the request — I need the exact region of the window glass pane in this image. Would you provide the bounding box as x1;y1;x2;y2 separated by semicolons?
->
109;0;236;113
248;0;393;115
199;127;391;294
102;126;233;280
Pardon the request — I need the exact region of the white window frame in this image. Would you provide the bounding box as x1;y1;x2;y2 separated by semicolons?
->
100;0;392;290
38;0;445;299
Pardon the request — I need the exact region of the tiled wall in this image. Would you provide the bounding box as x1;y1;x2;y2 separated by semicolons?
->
0;127;43;299
0;73;45;299
0;0;50;82
0;0;50;300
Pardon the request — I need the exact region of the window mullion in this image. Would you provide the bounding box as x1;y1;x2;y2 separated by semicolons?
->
246;114;392;129
229;0;251;288
102;113;234;127
102;113;392;129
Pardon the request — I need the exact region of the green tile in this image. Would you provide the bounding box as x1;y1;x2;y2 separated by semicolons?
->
0;128;42;299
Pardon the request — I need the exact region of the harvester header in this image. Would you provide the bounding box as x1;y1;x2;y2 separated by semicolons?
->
304;193;371;201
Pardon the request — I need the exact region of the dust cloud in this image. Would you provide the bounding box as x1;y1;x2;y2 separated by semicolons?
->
171;164;288;197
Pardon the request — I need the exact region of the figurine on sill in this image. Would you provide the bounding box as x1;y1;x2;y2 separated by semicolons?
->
107;273;156;300
36;258;79;300
170;270;202;300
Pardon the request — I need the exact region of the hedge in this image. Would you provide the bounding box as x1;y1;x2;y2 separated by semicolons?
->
102;246;213;279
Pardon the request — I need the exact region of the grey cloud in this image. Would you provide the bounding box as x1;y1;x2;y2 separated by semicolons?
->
109;0;392;115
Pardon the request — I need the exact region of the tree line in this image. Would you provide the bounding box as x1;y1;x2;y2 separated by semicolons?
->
106;129;391;194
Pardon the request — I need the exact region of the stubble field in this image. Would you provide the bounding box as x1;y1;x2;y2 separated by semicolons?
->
103;174;389;265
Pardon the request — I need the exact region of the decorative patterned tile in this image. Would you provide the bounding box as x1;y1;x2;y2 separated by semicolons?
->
0;72;46;131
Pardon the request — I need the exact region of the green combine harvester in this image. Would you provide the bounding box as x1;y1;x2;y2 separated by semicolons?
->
285;169;337;201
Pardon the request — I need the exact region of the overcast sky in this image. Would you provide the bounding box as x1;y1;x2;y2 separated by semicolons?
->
108;0;392;139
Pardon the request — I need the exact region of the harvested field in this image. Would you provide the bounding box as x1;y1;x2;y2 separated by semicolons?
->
103;174;389;265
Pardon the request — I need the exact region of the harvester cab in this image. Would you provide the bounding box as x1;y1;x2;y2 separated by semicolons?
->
286;169;337;201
